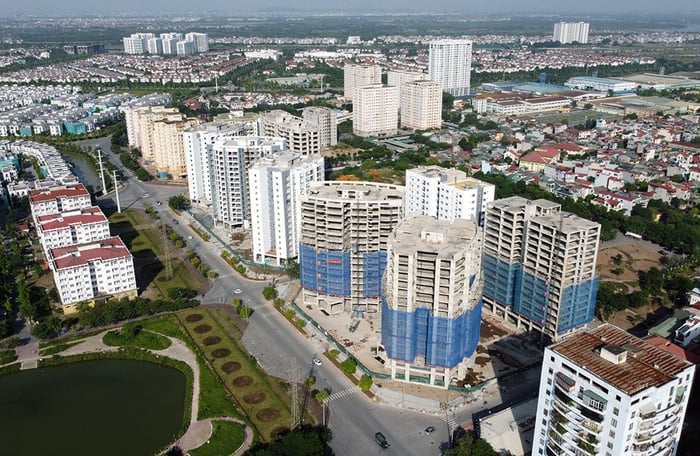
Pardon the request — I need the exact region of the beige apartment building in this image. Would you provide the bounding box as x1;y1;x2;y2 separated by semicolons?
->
400;80;442;130
352;84;400;137
343;63;381;100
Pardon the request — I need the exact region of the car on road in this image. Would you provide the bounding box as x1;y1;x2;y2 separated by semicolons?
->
188;235;193;240
425;426;435;435
156;201;162;206
313;358;322;366
234;288;242;294
374;432;389;449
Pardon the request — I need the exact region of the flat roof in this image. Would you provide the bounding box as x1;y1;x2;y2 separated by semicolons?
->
307;181;405;202
37;206;107;231
391;215;479;256
552;324;693;395
530;212;600;233
50;236;131;270
479;398;538;456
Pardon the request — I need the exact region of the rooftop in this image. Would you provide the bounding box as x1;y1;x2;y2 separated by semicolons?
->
307;181;405;203
391;215;479;256
29;183;89;203
50;236;131;270
37;206;107;231
552;324;693;395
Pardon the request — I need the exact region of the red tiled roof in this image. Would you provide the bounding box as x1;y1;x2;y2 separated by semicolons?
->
29;183;89;203
50;237;131;269
38;206;107;231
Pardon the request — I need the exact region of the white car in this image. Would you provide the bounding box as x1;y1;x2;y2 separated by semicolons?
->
234;288;242;294
313;358;322;366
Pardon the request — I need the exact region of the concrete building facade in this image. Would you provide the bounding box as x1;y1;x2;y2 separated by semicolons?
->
404;166;495;223
260;110;322;156
36;206;110;252
249;152;324;267
482;196;600;341
382;216;483;388
343;64;382;100
532;324;694;456
553;21;590;44
210;136;287;228
299;181;405;315
352;84;400;137
428;39;473;97
302;106;337;148
400;80;443;130
48;236;138;314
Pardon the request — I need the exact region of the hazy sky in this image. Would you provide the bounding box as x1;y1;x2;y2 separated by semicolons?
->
3;0;699;15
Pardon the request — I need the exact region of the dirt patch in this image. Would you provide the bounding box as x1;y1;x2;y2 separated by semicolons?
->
222;361;242;373
256;408;280;422
270;426;290;438
232;376;253;387
480;319;509;340
243;391;266;404
185;314;203;323
211;348;230;358
459;368;485;387
475;356;490;367
203;336;221;346
194;324;212;334
597;242;664;283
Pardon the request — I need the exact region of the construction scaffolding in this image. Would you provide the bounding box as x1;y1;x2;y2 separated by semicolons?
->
482;253;521;308
299;243;351;296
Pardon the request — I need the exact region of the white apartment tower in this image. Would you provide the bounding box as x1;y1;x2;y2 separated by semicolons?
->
533;324;694;456
343;64;382;100
553;21;590;44
260;110;322;156
387;70;425;93
183;121;248;205
299;182;405;315
428;39;473;97
185;32;209;53
122;33;155;54
352;84;400;137
249;152;324;267
302;107;337;147
382;216;483;388
482;197;600;341
210;136;287;228
404;166;495;223
400;80;442;130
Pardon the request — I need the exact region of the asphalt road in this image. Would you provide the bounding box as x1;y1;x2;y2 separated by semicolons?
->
87;137;536;456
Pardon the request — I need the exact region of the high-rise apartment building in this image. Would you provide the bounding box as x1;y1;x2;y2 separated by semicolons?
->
160;33;183;55
122;33;154;54
176;40;197;56
185;32;209;53
152;114;200;179
302;107;337;148
260;110;322;156
400;80;443;130
146;37;163;55
343;64;382;100
382;216;483;388
404;166;495;223
249;152;324;266
482;196;600;341
184;121;248;205
352;84;400;137
210;136;287;228
387;70;426;93
428;39;473;97
299;181;404;315
553;21;590;44
532;324;694;456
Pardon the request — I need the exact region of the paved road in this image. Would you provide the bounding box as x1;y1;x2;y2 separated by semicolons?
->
90;142;534;456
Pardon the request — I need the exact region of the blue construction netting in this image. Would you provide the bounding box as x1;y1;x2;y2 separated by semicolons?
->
513;271;549;327
482;253;521;308
382;298;483;368
363;251;386;297
557;277;598;333
299;243;351;296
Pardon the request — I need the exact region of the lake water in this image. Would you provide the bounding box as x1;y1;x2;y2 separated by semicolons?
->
0;359;186;455
61;150;102;190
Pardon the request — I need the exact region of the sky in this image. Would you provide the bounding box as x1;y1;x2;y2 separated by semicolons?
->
3;0;699;16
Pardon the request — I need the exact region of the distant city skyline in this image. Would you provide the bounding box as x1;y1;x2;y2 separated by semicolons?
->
1;0;699;16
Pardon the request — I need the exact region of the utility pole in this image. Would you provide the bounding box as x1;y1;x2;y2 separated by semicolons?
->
290;358;300;429
162;222;173;280
113;170;121;213
97;148;107;196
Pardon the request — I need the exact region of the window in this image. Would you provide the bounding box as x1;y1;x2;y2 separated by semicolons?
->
613;407;619;416
611;418;617;427
609;430;615;438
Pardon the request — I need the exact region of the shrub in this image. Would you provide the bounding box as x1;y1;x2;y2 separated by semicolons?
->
262;286;278;300
295;318;306;328
340;358;357;376
273;298;284;309
328;349;339;359
284;309;295;319
358;374;373;392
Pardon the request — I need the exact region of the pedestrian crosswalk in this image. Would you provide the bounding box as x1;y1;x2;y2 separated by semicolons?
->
441;412;458;431
325;386;361;403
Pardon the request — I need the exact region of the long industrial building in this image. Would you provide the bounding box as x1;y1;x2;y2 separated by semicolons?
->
532;324;694;456
382;216;483;388
299;181;405;315
482;196;600;341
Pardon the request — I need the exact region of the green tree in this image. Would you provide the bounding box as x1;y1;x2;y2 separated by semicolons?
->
339;358;357;376
304;376;316;389
314;389;329;403
168;194;191;211
358;374;373;392
640;267;664;294
443;434;498;456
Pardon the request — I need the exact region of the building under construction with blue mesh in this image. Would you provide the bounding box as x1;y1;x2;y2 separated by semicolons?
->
482;197;600;342
299;181;404;315
381;216;483;388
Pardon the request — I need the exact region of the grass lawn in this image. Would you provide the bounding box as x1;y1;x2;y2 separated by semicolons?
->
38;329;103;349
189;420;247;456
103;329;171;350
142;259;201;298
0;350;17;365
179;308;293;442
38;341;83;356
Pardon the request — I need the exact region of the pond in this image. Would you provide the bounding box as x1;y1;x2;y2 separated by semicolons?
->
61;150;102;190
0;359;186;455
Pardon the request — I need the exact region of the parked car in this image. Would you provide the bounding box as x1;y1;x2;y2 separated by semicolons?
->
425;426;435;435
313;358;322;366
375;432;389;449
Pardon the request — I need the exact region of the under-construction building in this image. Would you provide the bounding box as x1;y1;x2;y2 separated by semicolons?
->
382;216;483;388
299;181;404;316
482;196;600;341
